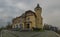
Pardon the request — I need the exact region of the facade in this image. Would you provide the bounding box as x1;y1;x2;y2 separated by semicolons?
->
12;4;43;30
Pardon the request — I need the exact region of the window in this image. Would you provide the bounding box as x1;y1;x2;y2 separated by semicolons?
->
16;25;18;28
28;18;30;20
20;24;23;28
26;17;30;20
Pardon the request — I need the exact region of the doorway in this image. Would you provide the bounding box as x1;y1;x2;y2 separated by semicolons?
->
27;24;30;29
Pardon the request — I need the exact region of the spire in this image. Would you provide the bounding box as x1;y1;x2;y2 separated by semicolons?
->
34;4;42;11
35;4;41;9
36;4;40;8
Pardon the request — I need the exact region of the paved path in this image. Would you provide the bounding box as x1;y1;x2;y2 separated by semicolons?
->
0;30;60;37
0;30;17;37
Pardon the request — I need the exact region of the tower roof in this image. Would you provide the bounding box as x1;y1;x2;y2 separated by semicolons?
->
36;4;40;8
35;4;41;9
25;10;37;17
34;4;42;11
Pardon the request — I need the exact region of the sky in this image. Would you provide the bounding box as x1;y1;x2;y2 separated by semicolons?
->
0;0;60;28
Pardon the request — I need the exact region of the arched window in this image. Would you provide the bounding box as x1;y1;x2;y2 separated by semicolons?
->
20;24;23;29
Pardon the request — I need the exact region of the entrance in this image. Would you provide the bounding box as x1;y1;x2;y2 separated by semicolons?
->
27;24;30;29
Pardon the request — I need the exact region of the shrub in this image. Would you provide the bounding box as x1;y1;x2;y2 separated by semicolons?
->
32;27;42;31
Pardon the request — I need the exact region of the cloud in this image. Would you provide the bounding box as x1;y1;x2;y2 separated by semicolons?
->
43;0;60;28
0;0;25;27
15;2;30;10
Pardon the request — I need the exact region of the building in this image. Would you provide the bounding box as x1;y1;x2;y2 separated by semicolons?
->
12;4;43;30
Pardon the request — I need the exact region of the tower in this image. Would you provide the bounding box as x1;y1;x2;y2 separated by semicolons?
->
34;4;43;29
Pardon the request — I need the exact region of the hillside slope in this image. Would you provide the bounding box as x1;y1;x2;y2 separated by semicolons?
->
0;30;60;37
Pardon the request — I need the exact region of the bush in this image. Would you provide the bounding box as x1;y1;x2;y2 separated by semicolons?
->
32;27;42;31
0;28;3;32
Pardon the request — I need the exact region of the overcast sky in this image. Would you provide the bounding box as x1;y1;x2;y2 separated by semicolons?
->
0;0;60;28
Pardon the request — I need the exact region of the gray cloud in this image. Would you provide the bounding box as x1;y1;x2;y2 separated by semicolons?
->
43;0;60;28
0;0;25;27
